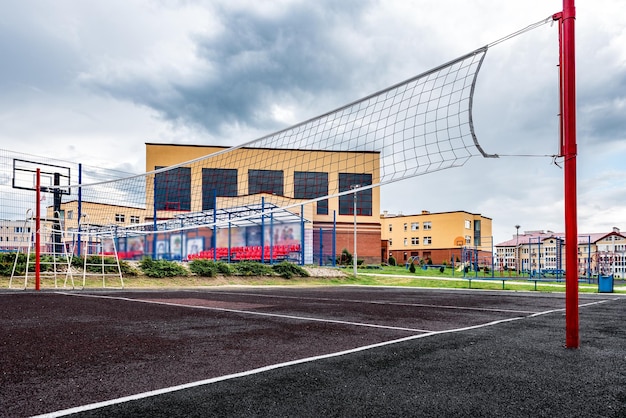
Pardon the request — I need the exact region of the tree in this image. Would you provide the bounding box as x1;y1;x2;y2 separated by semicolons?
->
340;248;353;266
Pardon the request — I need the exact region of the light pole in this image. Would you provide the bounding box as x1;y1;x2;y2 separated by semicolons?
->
351;184;360;277
515;225;520;276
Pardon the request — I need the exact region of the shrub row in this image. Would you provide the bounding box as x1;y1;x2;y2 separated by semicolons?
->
0;252;310;279
188;259;309;279
0;253;138;276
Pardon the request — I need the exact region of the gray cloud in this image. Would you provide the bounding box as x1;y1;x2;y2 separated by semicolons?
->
579;69;626;144
82;0;376;135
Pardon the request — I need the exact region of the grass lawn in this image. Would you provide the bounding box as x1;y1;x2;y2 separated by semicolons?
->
2;264;623;294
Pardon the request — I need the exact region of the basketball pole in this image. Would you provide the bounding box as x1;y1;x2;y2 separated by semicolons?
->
559;0;579;348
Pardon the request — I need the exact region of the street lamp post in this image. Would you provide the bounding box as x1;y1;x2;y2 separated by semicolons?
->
351;184;361;277
515;225;520;277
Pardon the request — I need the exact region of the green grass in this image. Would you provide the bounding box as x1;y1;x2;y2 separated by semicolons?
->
347;265;624;293
2;264;623;294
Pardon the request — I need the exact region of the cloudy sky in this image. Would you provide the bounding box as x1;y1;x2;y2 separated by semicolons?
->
1;0;624;245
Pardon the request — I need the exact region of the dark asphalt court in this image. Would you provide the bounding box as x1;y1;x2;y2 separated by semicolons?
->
0;286;624;417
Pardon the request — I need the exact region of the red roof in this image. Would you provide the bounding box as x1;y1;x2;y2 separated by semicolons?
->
496;231;623;247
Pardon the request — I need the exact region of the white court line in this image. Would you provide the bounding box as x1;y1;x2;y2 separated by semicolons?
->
33;314;529;418
55;292;433;333
35;296;621;418
183;289;541;315
525;298;615;317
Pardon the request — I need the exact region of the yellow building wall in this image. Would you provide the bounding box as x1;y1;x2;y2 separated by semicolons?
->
145;143;381;226
381;211;493;251
49;201;147;231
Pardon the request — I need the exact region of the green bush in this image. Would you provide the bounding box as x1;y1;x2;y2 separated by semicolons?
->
71;255;137;275
188;259;218;277
215;261;234;275
0;252;139;277
272;261;309;279
340;248;353;266
0;253;18;276
0;252;20;276
388;256;396;266
409;262;416;273
139;257;188;278
232;261;274;276
188;259;233;277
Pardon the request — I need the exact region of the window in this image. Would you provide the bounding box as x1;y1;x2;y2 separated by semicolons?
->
294;171;329;215
473;219;481;246
465;235;471;244
388;224;393;232
249;169;284;196
423;221;432;230
155;166;191;211
202;168;238;210
115;214;125;223
404;238;408;246
411;222;419;230
464;220;471;229
67;210;74;220
338;173;372;216
389;239;393;247
403;223;407;231
411;237;419;245
130;216;140;224
423;236;432;245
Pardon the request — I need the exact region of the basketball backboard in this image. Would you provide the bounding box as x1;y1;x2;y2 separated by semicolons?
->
12;158;71;194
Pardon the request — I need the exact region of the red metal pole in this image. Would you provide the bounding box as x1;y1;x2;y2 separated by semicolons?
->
562;0;578;348
35;169;41;291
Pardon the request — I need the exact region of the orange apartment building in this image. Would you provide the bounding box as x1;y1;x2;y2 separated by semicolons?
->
381;210;493;266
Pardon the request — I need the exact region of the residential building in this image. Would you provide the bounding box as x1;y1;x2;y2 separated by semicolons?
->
495;227;626;278
0;219;35;251
380;210;493;265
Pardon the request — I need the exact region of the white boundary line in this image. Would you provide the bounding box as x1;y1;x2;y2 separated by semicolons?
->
33;315;527;418
183;289;541;314
56;292;433;333
34;295;621;418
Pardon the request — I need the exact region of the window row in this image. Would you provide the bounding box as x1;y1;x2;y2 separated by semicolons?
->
0;236;27;241
389;236;432;247
114;214;141;224
389;221;431;232
154;168;373;216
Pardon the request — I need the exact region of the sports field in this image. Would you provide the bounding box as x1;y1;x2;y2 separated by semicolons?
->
1;286;624;417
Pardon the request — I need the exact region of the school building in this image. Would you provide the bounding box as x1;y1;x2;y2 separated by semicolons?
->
145;143;382;264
